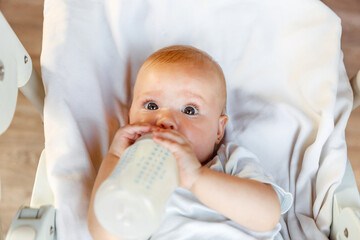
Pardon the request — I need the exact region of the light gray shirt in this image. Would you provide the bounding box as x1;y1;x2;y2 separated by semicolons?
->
150;143;293;240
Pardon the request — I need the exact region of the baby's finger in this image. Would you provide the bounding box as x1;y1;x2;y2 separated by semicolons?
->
110;124;155;157
153;134;183;154
126;123;155;134
153;129;187;145
117;123;154;140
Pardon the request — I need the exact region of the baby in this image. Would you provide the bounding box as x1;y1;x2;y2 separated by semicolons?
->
88;45;292;240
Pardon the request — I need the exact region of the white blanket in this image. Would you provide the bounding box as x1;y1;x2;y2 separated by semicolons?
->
41;0;353;239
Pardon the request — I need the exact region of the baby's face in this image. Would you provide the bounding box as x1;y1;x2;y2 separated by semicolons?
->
129;62;227;163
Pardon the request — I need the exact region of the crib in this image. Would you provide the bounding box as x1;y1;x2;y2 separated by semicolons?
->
1;0;360;239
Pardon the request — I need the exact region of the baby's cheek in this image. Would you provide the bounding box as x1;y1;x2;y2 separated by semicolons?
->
129;112;154;125
179;120;217;162
189;135;213;163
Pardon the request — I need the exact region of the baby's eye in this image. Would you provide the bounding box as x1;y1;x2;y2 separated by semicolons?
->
182;106;198;115
144;102;159;110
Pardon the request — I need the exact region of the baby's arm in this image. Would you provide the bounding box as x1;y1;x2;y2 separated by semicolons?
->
191;168;281;232
88;124;155;240
153;129;281;232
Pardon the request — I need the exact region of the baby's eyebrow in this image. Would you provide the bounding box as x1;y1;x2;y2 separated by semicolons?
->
180;91;206;104
137;90;163;99
138;90;205;103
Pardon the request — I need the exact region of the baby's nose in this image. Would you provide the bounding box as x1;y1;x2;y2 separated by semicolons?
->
156;112;178;130
158;122;176;130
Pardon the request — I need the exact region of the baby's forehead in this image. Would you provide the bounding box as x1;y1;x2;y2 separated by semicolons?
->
138;61;222;86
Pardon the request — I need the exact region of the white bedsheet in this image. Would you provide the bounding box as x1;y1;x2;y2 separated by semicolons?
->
41;0;353;239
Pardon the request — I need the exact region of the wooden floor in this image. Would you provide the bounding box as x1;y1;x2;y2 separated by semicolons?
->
0;0;359;236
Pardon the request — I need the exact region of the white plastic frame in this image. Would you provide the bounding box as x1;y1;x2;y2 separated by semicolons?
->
0;11;44;135
351;71;360;110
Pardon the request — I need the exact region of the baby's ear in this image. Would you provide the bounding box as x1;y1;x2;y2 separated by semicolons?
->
216;114;228;144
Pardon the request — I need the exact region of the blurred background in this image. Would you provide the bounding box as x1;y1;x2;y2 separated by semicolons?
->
0;0;359;236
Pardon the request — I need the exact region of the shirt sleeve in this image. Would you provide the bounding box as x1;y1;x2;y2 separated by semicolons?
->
208;143;293;215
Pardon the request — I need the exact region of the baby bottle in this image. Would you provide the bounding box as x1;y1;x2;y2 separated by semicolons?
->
94;134;179;240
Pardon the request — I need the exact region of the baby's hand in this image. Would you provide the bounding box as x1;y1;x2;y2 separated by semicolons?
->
109;123;155;158
153;129;202;190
